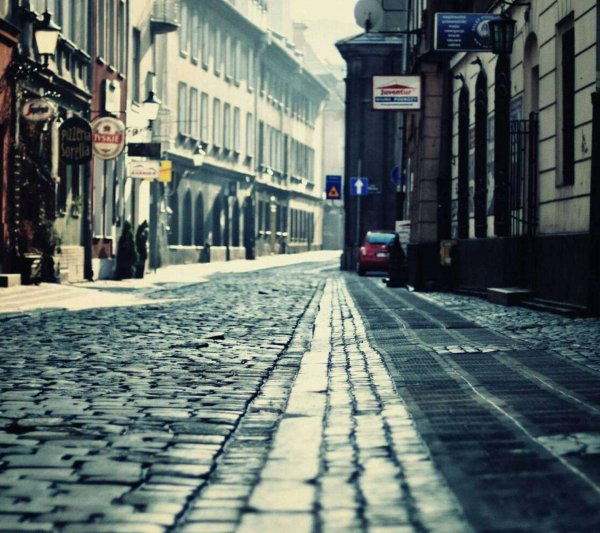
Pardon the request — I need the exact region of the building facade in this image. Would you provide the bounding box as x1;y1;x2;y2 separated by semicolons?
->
147;0;328;267
405;0;599;312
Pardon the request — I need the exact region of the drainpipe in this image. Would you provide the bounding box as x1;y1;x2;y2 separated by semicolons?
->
589;1;600;315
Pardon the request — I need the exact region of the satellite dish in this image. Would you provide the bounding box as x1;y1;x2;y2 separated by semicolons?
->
354;0;383;32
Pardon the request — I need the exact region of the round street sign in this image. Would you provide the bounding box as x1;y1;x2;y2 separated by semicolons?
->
22;98;57;122
59;116;92;165
91;116;126;160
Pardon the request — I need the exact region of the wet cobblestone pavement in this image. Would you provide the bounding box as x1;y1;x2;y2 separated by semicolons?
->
347;276;600;533
2;259;600;532
0;264;325;532
420;291;600;372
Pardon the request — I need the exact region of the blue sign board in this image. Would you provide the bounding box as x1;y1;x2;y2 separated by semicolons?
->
350;177;368;197
325;175;342;200
434;13;500;52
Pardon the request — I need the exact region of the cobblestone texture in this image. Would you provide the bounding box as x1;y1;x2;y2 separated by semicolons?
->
0;266;325;532
419;291;600;371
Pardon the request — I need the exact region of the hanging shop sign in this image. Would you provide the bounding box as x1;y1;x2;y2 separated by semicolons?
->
158;160;172;183
129;160;160;180
22;98;57;122
59;116;92;164
373;76;421;110
434;13;500;52
91;116;126;160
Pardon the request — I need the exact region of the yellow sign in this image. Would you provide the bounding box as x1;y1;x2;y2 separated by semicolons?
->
158;160;172;183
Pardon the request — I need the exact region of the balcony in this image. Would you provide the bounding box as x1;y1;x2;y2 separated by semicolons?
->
151;0;180;34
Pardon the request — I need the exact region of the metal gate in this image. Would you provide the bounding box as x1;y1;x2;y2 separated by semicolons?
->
509;112;539;237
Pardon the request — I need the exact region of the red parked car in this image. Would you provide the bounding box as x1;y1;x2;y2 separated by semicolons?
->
357;230;396;276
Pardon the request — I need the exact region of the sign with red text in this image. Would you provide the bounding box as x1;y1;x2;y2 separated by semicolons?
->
91;117;126;160
373;76;421;110
23;98;57;122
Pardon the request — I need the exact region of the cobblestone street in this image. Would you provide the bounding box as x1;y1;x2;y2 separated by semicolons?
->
0;255;599;532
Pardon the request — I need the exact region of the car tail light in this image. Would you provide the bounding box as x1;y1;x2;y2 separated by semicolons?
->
360;247;366;256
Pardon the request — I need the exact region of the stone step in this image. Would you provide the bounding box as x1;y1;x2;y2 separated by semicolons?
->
487;287;533;306
0;274;21;288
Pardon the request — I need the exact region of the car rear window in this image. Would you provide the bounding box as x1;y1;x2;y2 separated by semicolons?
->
366;232;395;245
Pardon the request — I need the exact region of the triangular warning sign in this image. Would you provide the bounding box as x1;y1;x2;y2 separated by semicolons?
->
328;186;340;198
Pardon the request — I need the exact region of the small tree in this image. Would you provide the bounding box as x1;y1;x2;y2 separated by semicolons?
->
115;221;138;280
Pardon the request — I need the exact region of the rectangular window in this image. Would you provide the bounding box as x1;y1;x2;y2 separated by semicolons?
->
118;0;126;73
248;47;255;90
202;20;210;68
557;21;575;186
214;27;222;75
246;112;254;158
179;0;189;55
213;98;222;147
97;0;105;58
178;82;188;136
108;0;116;65
223;103;231;150
191;8;199;60
233;107;241;153
132;28;141;102
190;88;199;138
234;40;241;83
225;34;232;80
200;93;209;143
258;120;264;166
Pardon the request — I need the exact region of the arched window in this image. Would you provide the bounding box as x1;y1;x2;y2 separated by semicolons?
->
475;67;488;238
182;190;192;246
494;54;511;237
458;83;470;239
194;193;205;246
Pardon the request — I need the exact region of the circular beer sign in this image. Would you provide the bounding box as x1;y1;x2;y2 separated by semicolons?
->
91;116;126;160
23;98;57;122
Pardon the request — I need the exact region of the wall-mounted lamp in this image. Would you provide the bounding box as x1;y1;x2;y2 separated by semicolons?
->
34;10;61;66
192;146;206;167
143;90;161;122
489;2;530;55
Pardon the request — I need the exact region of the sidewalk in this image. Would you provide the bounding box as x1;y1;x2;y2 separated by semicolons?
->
0;251;340;314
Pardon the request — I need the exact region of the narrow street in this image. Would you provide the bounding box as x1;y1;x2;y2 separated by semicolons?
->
0;254;599;532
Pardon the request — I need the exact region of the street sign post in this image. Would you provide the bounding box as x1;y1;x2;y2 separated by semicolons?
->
350;177;368;196
326;175;343;200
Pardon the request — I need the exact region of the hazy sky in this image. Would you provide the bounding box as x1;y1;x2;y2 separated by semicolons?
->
290;0;361;66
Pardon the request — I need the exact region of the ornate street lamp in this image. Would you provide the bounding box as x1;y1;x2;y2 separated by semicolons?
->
488;11;517;55
33;11;61;66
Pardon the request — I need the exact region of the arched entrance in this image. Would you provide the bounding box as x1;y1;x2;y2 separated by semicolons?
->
232;200;240;247
474;67;488;238
494;54;511;237
169;189;179;245
212;195;223;246
458;83;470;239
182;190;192;246
194;193;204;246
243;196;255;259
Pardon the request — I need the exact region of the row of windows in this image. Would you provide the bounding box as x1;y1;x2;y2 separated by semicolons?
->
177;82;254;157
179;0;256;89
261;66;318;126
177;82;315;180
257;122;315;181
255;203;314;243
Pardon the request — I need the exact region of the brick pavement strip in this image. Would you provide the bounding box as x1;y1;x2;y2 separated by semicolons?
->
235;279;469;533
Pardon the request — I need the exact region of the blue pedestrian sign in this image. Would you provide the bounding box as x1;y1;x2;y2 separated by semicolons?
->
351;177;368;196
325;175;342;200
